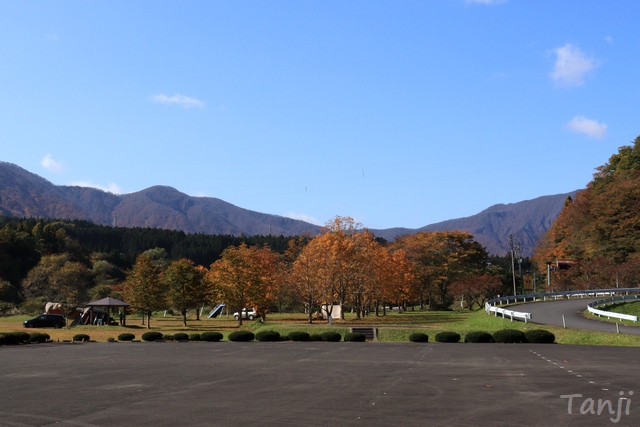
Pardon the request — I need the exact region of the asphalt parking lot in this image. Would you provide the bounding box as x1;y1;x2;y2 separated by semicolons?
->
2;341;639;427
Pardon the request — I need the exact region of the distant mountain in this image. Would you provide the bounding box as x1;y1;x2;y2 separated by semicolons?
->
0;161;576;256
371;192;578;256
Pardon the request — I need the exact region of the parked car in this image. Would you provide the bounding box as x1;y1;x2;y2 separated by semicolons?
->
233;308;258;320
23;314;66;328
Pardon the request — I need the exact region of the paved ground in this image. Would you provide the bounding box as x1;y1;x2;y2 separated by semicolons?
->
512;298;640;335
2;341;640;426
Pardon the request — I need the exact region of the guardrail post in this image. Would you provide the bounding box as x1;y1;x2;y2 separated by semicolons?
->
616;323;620;334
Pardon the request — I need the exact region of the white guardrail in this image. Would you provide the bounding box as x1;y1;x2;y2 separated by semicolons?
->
587;295;639;322
485;288;640;324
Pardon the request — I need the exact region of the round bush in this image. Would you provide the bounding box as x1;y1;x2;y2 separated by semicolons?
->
118;333;135;342
73;334;90;342
288;331;310;342
1;332;24;345
309;333;323;341
228;330;255;342
0;333;6;346
435;331;460;343
189;333;201;341
464;331;494;343
163;334;174;341
256;330;281;342
409;332;429;343
492;329;527;343
173;332;189;341
107;337;116;342
320;331;342;342
200;331;223;342
142;331;164;342
344;332;367;342
524;329;555;344
29;332;50;343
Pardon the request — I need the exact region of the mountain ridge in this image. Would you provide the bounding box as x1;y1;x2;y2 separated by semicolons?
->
0;161;576;256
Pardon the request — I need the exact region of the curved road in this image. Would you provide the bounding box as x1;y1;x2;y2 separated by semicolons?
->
510;297;640;335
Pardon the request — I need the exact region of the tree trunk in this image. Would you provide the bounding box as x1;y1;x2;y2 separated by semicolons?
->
182;309;187;327
147;311;152;329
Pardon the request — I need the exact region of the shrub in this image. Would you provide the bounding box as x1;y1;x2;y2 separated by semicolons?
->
435;331;460;343
73;334;91;342
200;332;223;342
320;331;342;342
464;331;494;343
142;331;164;342
344;332;366;342
228;331;255;342
256;330;281;342
173;332;189;341
107;337;116;342
118;333;135;342
524;329;555;344
309;333;323;341
492;329;527;343
0;333;5;346
2;332;29;345
163;334;174;341
288;331;310;342
409;332;429;343
29;332;50;343
189;333;201;341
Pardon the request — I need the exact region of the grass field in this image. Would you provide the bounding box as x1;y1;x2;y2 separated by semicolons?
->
3;308;640;346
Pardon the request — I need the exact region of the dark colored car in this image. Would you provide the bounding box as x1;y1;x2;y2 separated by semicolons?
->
23;314;66;328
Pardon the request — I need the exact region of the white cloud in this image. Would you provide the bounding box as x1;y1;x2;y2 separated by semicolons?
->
70;181;123;194
564;116;607;139
550;43;596;87
40;154;64;173
285;212;323;226
151;93;205;108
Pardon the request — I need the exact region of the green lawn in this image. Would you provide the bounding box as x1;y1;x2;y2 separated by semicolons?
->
3;308;640;346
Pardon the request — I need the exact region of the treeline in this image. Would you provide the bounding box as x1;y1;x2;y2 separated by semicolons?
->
1;215;519;317
0;216;293;307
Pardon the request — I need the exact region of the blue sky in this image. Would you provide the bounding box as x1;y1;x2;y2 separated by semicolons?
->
1;1;639;230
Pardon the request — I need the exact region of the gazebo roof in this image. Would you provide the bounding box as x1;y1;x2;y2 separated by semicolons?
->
86;296;130;307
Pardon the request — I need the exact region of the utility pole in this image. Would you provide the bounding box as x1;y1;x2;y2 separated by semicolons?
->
507;234;521;296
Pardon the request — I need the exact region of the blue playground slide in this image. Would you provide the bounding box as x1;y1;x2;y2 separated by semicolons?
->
208;303;226;318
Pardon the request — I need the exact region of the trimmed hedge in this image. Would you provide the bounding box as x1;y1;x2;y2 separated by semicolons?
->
228;331;255;342
309;333;323;341
464;331;494;343
1;332;31;345
200;332;223;342
73;334;91;342
256;330;281;342
409;332;429;343
118;333;136;342
173;333;189;341
524;329;555;344
163;334;174;341
142;331;164;342
492;329;527;343
435;331;460;343
189;333;201;341
288;331;310;342
29;332;50;343
320;331;342;342
344;332;366;342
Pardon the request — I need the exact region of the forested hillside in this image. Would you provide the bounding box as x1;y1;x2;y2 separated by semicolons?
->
533;136;640;289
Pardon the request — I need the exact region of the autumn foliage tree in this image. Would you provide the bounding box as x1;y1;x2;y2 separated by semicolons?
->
209;243;278;325
164;258;206;326
394;230;487;309
122;254;167;328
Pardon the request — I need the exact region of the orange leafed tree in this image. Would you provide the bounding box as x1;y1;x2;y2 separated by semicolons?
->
208;243;279;325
